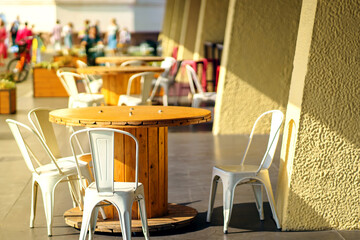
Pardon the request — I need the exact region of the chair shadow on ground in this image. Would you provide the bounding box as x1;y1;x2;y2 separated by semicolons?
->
94;202;279;238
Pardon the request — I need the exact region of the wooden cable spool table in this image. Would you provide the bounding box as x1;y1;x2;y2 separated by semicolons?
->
77;66;164;106
49;106;211;233
95;56;165;65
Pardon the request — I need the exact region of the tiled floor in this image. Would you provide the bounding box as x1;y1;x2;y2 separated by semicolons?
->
0;64;358;239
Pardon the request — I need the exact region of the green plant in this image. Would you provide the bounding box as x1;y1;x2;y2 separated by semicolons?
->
0;72;15;82
0;79;16;89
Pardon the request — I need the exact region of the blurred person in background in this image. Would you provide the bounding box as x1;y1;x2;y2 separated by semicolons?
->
51;19;62;51
81;25;104;66
0;19;7;66
10;16;20;46
106;18;118;56
15;22;33;62
63;22;73;50
78;19;90;41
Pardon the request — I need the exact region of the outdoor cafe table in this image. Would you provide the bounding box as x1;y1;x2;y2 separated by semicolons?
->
95;56;165;65
49;106;211;232
77;66;164;106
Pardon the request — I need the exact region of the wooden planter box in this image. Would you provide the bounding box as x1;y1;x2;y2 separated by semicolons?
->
0;88;16;114
33;68;69;97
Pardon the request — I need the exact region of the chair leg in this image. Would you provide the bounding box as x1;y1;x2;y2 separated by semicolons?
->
88;207;99;240
252;184;264;220
163;86;169;106
41;187;55;237
118;209;132;240
222;180;235;234
79;204;93;240
30;179;38;228
99;206;107;220
192;97;202;108
138;197;149;240
262;178;281;229
207;175;220;222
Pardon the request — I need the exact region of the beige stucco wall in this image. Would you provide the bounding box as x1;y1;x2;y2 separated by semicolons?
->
159;0;175;56
277;0;360;230
177;0;202;60
164;0;185;57
193;0;229;60
213;0;302;135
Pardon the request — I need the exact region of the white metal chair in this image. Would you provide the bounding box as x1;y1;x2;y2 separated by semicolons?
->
76;60;103;93
56;71;105;108
28;108;107;219
150;57;177;106
118;72;156;106
206;110;284;233
70;128;149;240
28;108;86;208
185;64;216;108
120;60;145;67
6;119;92;237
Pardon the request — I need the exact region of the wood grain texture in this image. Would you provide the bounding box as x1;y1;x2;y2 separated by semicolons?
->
96;56;164;64
76;66;164;75
49;106;211;128
64;203;197;233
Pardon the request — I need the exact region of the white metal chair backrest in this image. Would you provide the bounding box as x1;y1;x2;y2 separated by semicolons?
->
70;128;139;195
120;60;145;67
126;72;155;103
58;72;89;96
239;110;284;174
56;68;77;96
28;108;61;158
160;57;176;78
6;119;62;175
28;108;86;157
76;60;88;68
185;64;204;94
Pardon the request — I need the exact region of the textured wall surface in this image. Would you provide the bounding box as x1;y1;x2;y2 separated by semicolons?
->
160;0;175;56
213;0;302;134
166;0;185;57
278;0;360;230
178;0;201;60
193;0;229;59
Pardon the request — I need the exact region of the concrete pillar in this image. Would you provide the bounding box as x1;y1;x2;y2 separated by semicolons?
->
159;0;175;57
276;0;360;230
193;0;229;60
213;0;302;134
163;0;186;57
177;0;202;60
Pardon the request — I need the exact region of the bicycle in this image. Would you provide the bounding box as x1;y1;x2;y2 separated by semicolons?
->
7;40;32;83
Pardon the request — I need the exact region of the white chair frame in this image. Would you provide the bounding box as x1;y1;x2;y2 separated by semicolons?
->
6;119;91;237
185;64;216;108
206;110;284;233
56;70;105;108
150;57;177;106
118;71;156;106
70;128;149;240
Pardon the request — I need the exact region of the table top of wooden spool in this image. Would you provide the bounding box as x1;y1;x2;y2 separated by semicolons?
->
76;66;164;75
95;56;165;64
49;106;212;128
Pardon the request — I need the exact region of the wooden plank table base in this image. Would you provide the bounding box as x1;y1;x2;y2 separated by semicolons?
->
49;106;211;232
77;66;164;106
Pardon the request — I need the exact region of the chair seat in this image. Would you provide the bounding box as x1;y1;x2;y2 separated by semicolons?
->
194;92;217;101
118;94;151;106
88;182;143;192
36;156;88;175
214;164;260;173
72;93;105;103
89;79;103;93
